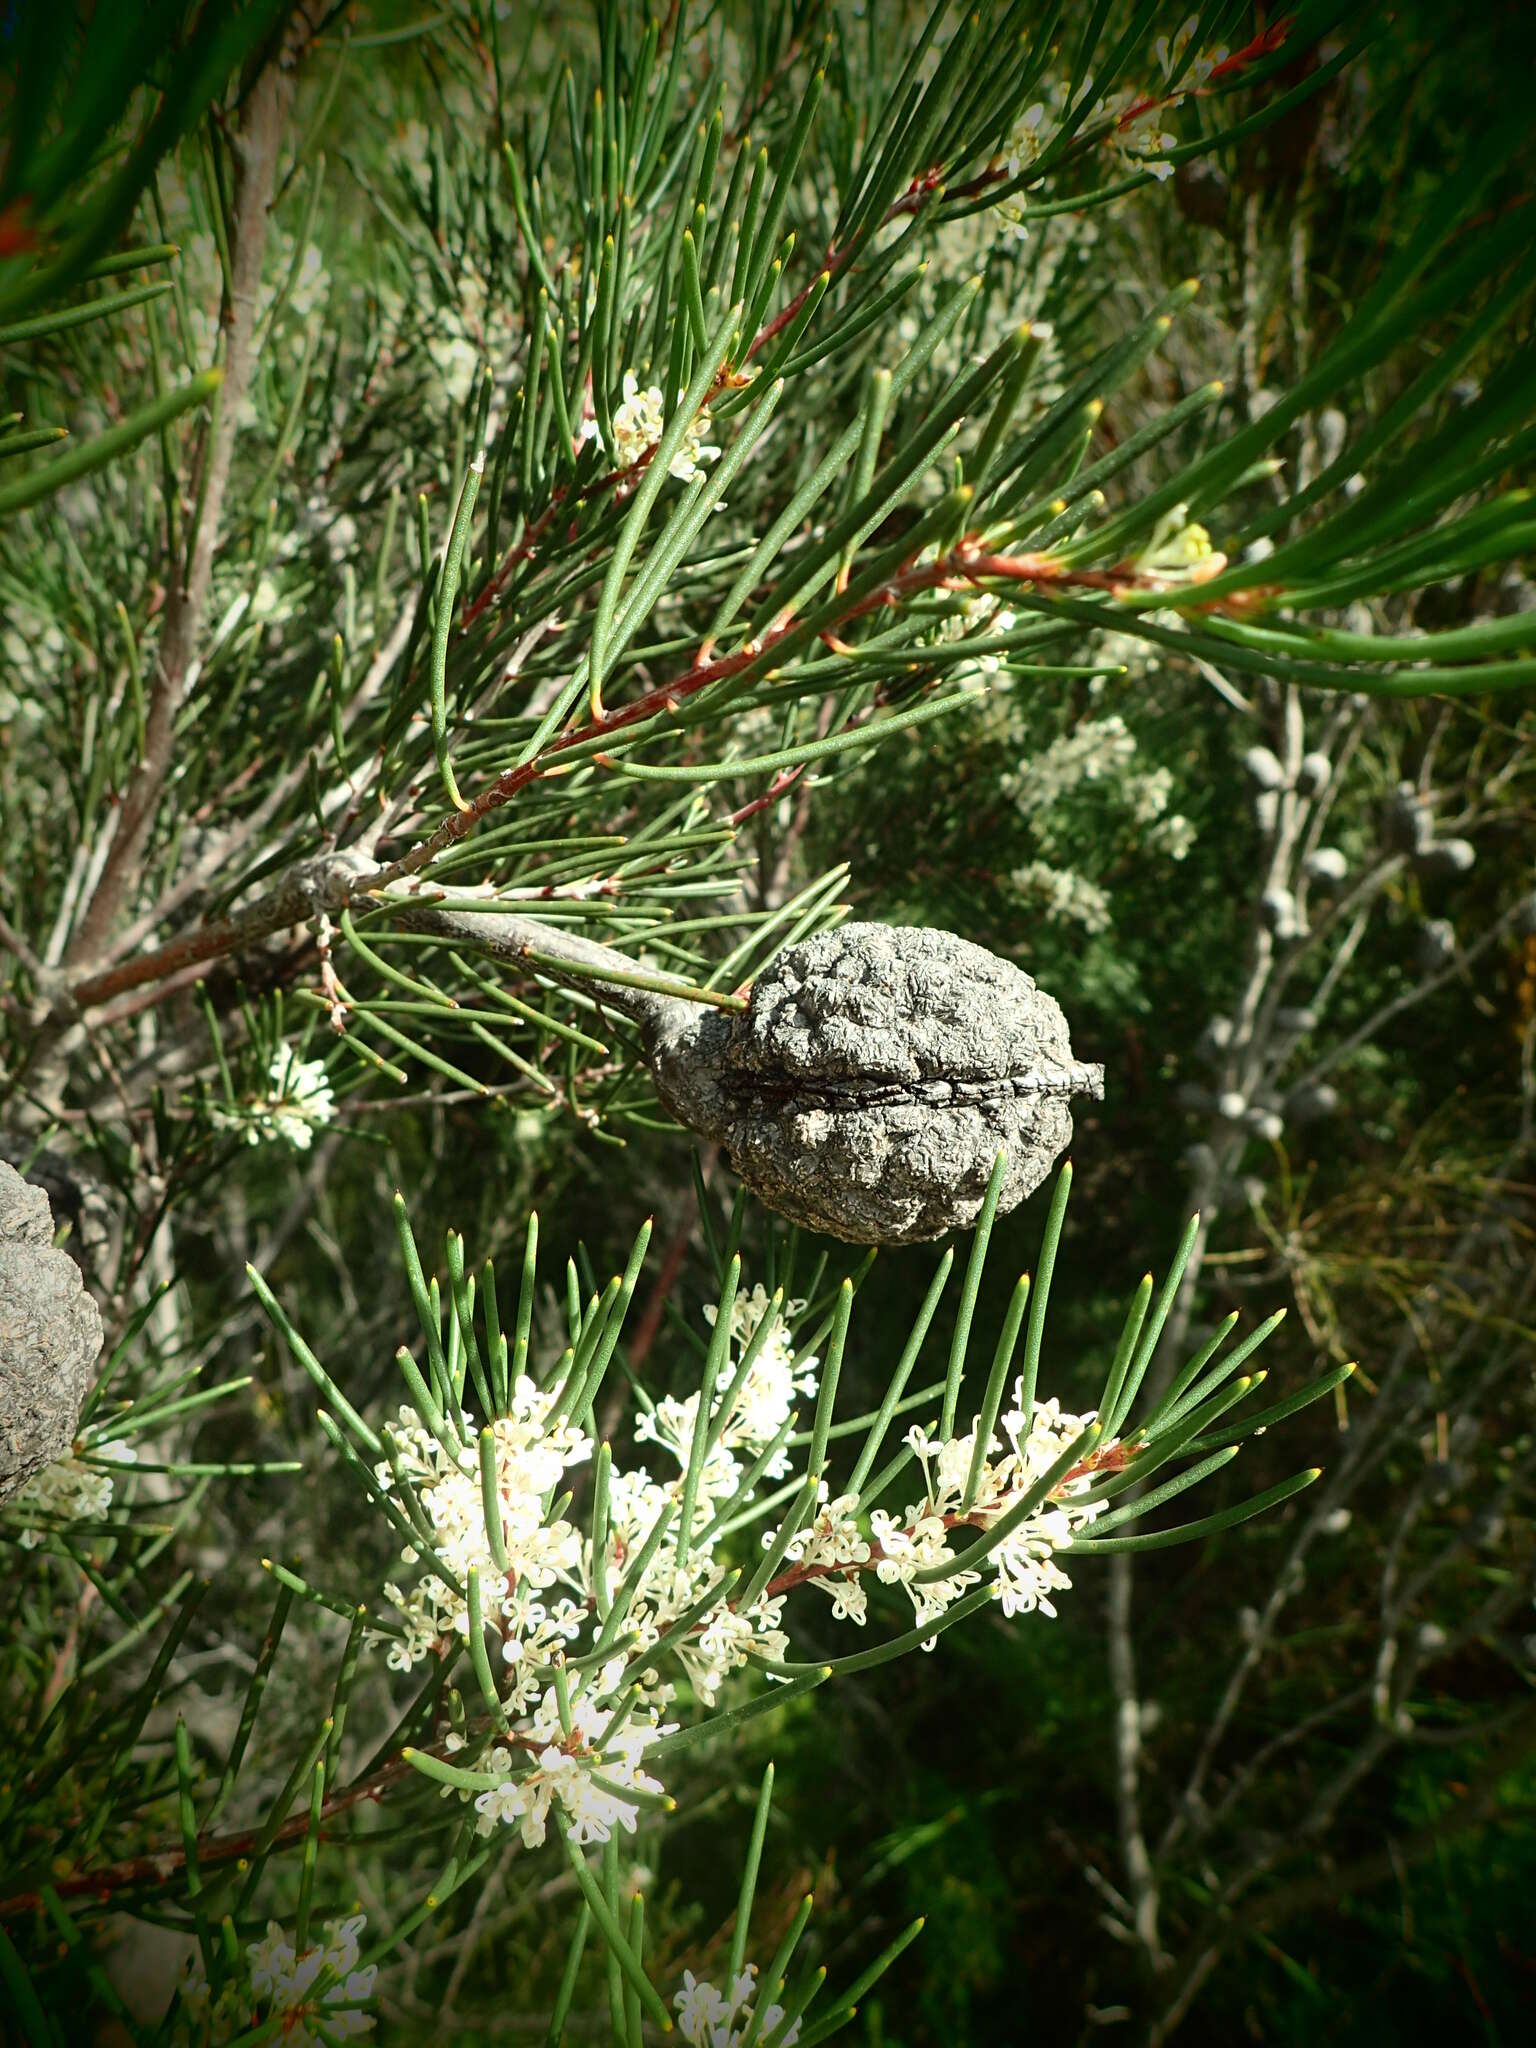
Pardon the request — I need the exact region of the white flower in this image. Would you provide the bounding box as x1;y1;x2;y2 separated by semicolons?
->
214;1049;335;1151
608;371;719;482
1148;812;1196;860
468;1688;673;1847
12;1441;136;1547
1128;767;1173;823
673;1964;801;2047
178;1912;376;2046
1003;102;1047;180
1010;859;1113;934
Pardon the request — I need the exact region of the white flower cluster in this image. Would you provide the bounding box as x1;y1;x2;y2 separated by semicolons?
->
997;710;1194;871
1148;812;1197;860
213;1050;336;1151
991;23;1227;193
790;1393;1103;1644
675;1965;801;2047
373;1374;592;1691
12;1441;136;1548
994;101;1047;242
1007;714;1139;813
366;1265;1116;1886
459;1674;673;1848
171;227;331;412
176;1912;375;2046
937;588;1019;681
425;266;517;407
1009;859;1114;933
583;370;720;482
603;1287;820;1706
1103;19;1230;181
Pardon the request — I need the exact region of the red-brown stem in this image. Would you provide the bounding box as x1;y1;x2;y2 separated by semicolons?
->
64;540;1203;1013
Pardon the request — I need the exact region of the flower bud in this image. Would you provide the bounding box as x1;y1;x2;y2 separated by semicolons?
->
1304;847;1348;885
1416;918;1456;976
1243;745;1286;790
1287;1084;1339;1123
1414;838;1475;878
1296;751;1332;796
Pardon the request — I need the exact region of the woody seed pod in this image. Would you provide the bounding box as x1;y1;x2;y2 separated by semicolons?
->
648;924;1103;1245
395;895;1103;1247
1;1162;104;1506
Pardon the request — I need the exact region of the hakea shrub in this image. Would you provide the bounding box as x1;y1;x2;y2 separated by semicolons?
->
2;0;1531;2039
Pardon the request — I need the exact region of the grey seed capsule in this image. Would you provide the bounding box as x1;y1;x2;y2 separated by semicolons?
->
1245;1108;1285;1142
1259;887;1296;932
1275;1006;1319;1035
648;923;1103;1246
1;1163;104;1506
1382;782;1433;852
1417;919;1457;976
1296;751;1333;797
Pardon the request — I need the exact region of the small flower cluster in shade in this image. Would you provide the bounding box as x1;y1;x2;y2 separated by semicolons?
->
1010;859;1114;935
995;712;1197;930
367;1281;1106;1857
212;1049;335;1151
581;371;721;483
936;588;1019;682
674;1965;801;2047
10;1441;136;1548
175;1912;376;2045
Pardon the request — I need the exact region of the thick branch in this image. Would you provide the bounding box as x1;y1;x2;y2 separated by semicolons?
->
65;17;309;971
